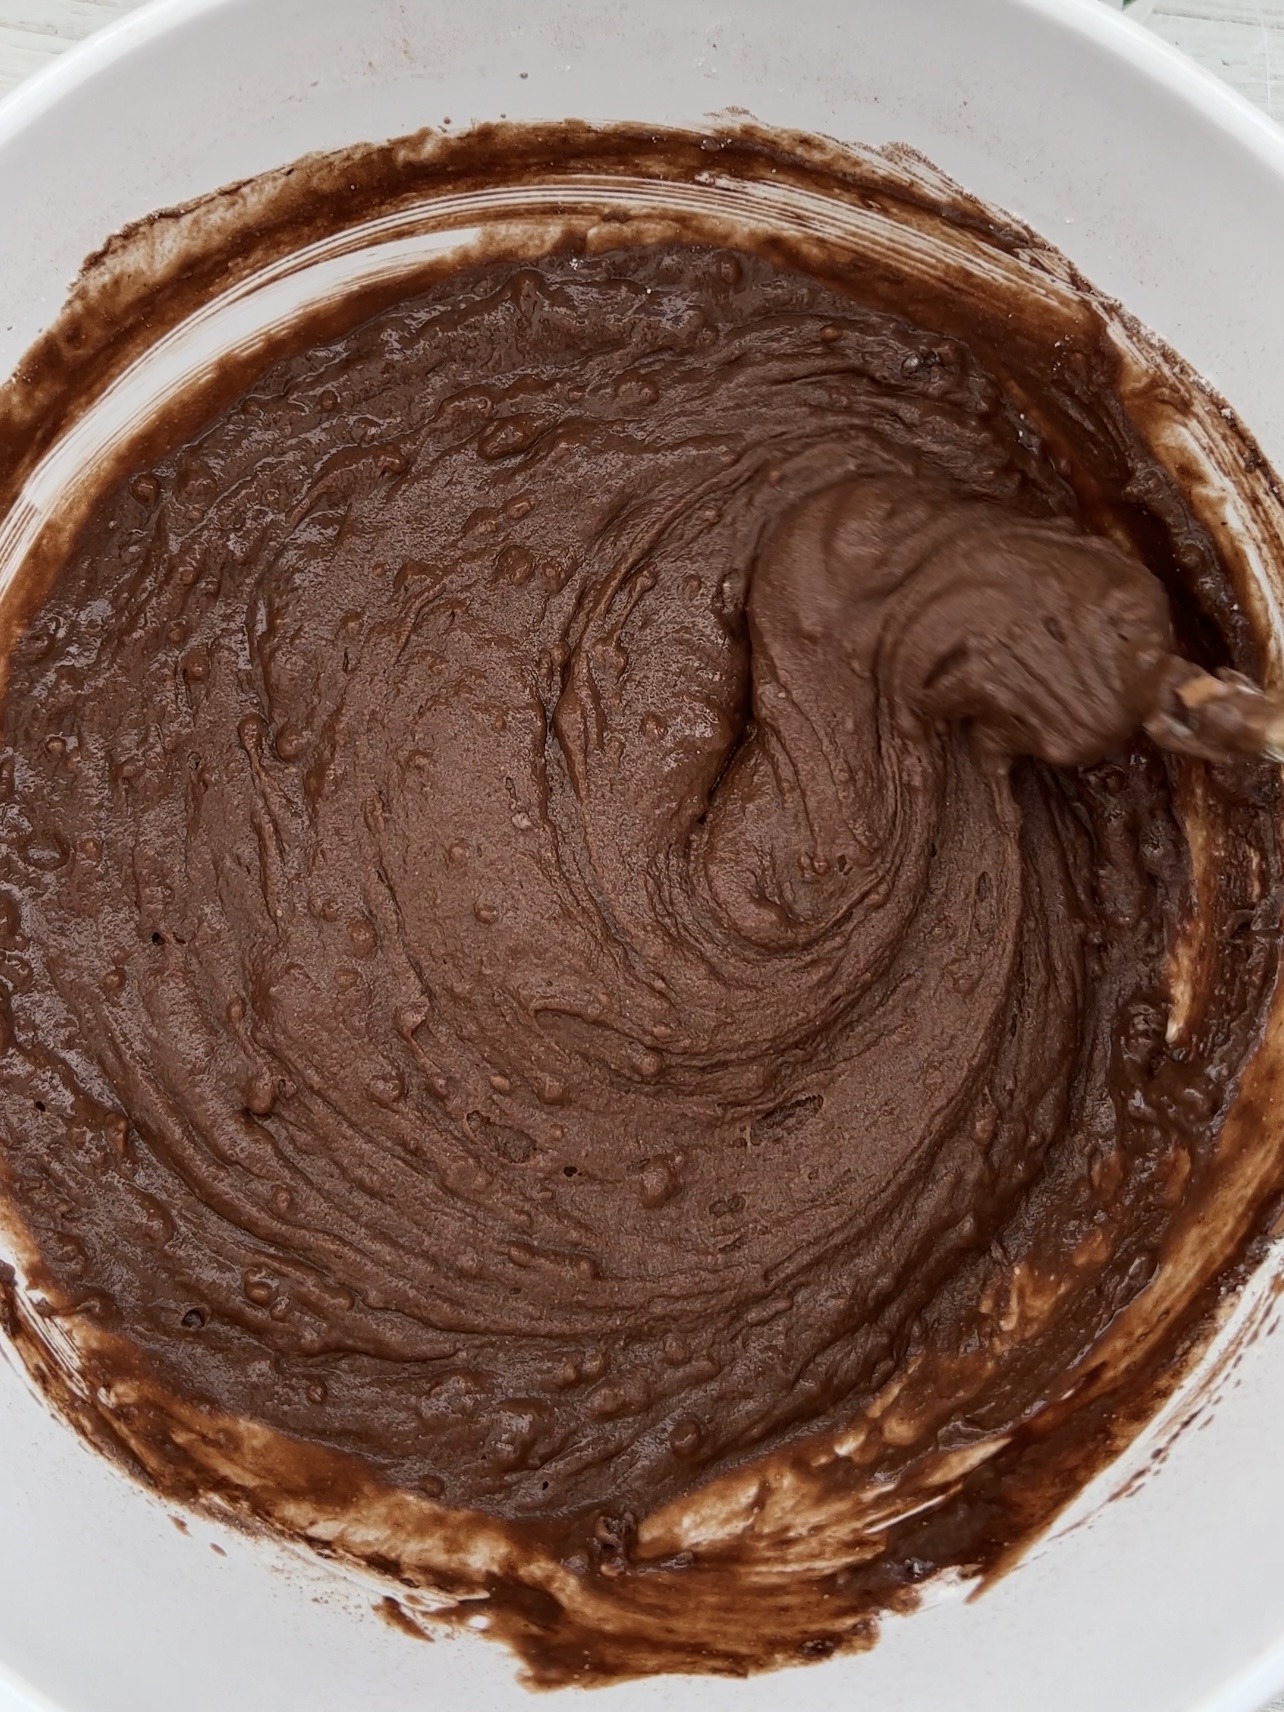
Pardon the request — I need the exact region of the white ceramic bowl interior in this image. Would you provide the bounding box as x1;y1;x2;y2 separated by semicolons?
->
2;3;1284;1709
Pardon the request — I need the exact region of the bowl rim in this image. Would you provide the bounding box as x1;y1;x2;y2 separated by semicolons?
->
1;0;1284;173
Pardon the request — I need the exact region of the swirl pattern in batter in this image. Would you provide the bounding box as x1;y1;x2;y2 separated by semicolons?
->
0;238;1278;1656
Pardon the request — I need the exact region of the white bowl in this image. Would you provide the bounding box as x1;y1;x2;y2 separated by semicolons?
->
3;2;1284;1709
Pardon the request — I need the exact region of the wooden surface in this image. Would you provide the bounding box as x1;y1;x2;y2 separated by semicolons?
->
1;1;1283;1709
0;0;136;92
1151;0;1284;119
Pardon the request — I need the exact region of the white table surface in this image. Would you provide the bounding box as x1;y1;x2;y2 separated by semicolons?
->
0;1;1283;1709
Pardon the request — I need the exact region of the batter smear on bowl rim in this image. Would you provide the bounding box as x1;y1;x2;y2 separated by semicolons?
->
0;125;1282;1683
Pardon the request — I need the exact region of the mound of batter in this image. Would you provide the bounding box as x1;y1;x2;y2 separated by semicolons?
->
0;241;1277;1588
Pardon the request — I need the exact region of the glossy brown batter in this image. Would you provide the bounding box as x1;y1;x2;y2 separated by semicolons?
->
0;207;1281;1679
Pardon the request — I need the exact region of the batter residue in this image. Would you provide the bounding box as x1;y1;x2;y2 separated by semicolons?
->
0;214;1280;1680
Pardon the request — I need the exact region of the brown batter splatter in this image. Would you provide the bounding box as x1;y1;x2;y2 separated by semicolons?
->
0;125;1282;1685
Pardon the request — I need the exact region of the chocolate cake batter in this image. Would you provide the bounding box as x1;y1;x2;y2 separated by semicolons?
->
0;151;1281;1680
